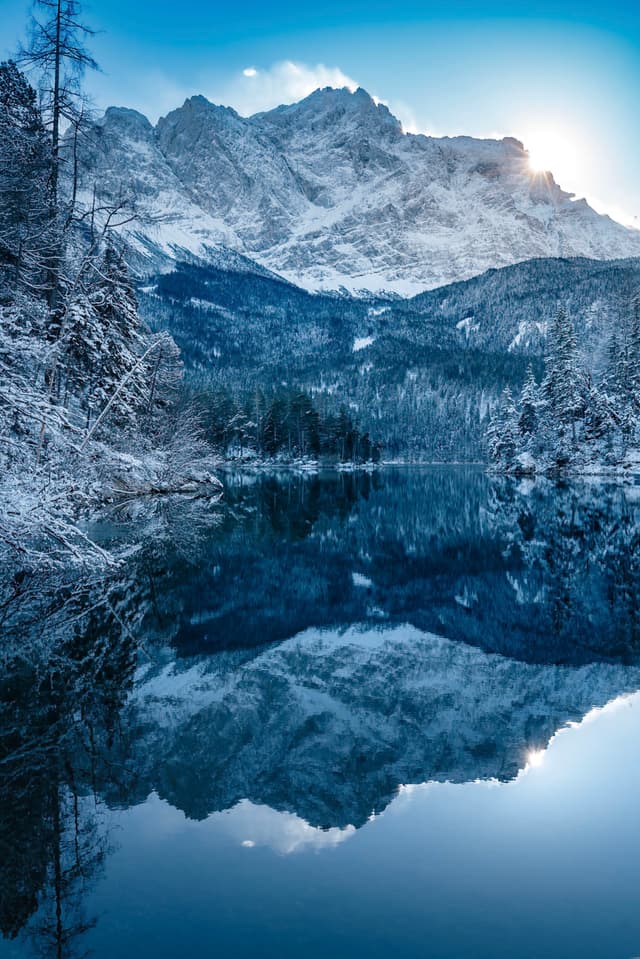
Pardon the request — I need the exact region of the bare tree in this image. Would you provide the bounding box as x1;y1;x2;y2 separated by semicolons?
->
20;0;98;209
19;0;98;310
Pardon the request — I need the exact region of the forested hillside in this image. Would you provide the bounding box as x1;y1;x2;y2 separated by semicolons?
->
140;256;640;461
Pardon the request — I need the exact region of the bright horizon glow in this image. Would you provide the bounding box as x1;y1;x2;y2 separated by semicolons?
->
520;123;597;205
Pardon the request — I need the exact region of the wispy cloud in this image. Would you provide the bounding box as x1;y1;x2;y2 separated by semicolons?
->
90;61;357;122
372;95;424;135
93;59;420;132
211;60;358;116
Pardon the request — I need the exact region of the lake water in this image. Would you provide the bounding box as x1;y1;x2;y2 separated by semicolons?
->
2;467;640;959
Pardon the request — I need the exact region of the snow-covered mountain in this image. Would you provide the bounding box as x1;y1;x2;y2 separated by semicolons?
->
79;87;640;294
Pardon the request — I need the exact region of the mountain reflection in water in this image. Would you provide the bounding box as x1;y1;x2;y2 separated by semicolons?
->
1;467;640;958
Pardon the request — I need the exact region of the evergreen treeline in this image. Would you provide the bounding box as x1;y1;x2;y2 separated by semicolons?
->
488;302;640;473
193;387;381;462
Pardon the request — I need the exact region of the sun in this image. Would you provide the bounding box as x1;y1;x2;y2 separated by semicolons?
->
526;130;575;175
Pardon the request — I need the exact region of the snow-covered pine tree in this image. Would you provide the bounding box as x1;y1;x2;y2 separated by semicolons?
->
619;297;640;442
542;307;584;462
517;365;540;439
582;373;617;451
85;245;146;427
487;386;518;469
0;61;53;303
60;244;184;436
0;62;58;473
601;296;640;450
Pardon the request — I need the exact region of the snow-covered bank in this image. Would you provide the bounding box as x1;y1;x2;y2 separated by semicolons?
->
0;443;223;569
492;448;640;479
214;454;382;476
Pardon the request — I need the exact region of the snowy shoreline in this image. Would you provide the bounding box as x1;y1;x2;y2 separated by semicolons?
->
491;448;640;481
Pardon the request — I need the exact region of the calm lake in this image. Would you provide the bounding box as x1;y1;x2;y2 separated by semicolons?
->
2;466;640;959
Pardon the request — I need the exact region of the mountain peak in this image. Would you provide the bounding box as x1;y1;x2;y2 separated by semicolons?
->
306;84;372;103
85;86;640;294
163;95;241;124
289;85;383;113
100;106;153;136
183;94;239;116
156;96;245;156
256;84;402;138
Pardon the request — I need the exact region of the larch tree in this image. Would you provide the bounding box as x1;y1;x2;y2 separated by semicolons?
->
20;0;98;312
20;0;98;210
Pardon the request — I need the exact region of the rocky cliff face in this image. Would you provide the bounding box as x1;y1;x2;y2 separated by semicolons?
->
79;88;640;294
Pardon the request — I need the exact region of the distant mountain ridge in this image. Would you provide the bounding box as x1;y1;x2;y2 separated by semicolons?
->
78;87;640;294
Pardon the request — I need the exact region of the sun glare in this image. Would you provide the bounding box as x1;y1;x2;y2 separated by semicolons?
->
526;748;545;769
525;130;579;180
524;127;590;195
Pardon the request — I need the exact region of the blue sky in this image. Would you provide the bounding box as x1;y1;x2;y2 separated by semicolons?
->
2;0;639;225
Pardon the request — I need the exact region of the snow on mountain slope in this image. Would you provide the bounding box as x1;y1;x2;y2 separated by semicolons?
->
80;88;640;293
113;623;640;827
77;106;234;263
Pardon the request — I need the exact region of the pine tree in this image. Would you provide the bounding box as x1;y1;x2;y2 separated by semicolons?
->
487;387;518;468
543;309;581;421
64;246;156;429
518;365;540;438
0;61;53;302
582;375;616;446
623;297;640;439
602;296;640;448
630;297;640;400
542;308;584;460
604;331;622;398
